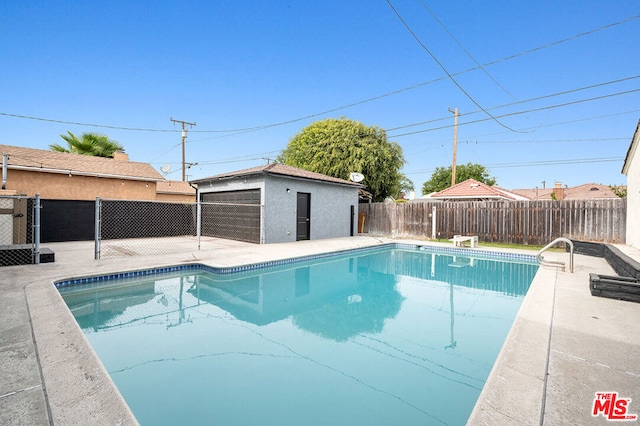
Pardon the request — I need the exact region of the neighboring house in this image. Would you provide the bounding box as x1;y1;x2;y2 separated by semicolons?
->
191;163;364;244
417;179;621;203
0;144;193;202
427;179;528;201
622;119;640;249
156;180;196;202
0;144;163;200
511;182;620;201
0;144;197;244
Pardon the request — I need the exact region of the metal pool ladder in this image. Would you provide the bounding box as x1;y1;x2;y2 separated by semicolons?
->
537;237;574;273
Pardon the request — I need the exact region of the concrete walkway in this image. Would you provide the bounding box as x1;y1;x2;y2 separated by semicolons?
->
1;236;639;425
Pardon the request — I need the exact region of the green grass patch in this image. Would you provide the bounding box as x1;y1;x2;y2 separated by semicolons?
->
433;239;565;252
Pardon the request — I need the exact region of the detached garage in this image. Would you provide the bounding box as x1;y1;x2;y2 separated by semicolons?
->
191;164;363;244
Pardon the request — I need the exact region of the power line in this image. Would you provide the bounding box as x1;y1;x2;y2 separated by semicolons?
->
0;112;179;133
184;151;282;167
476;137;628;145
451;108;640;143
483;14;640;70
489;157;624;169
418;0;516;99
198;12;638;135
387;75;640;133
404;137;630;157
405;157;624;175
2;15;636;136
388;87;640;138
385;0;524;133
167;105;639;174
150;150;282;171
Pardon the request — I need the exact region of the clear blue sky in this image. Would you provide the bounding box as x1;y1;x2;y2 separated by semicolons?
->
2;1;638;195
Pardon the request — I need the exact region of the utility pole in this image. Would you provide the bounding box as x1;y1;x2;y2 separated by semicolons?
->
448;107;459;187
170;117;196;181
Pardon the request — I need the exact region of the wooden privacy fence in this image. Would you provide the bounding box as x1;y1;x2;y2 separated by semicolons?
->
359;199;627;245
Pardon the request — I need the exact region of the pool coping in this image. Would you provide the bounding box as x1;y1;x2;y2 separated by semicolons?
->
53;242;538;288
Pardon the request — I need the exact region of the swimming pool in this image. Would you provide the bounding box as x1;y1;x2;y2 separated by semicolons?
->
58;246;538;425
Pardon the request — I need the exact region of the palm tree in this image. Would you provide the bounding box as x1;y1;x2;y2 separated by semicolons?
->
50;131;124;158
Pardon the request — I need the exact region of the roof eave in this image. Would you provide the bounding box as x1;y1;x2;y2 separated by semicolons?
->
622;119;640;175
8;165;163;182
265;170;364;188
192;170;364;189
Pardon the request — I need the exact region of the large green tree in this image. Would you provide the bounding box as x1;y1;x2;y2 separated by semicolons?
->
422;163;496;194
278;118;406;202
50;131;124;158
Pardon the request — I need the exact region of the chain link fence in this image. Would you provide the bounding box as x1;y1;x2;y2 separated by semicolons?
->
97;199;198;258
1;195;265;262
0;195;40;266
96;199;263;259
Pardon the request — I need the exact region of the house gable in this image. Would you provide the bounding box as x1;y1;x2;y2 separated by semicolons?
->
431;178;522;201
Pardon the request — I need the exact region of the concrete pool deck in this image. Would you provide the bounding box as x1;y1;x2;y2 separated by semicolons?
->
1;236;639;425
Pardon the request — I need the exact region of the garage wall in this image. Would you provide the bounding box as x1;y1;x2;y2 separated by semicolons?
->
196;174;359;244
264;176;358;244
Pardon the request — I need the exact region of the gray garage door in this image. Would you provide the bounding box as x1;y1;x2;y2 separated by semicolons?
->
200;189;261;244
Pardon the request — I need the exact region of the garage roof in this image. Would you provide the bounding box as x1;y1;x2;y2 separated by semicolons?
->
192;163;364;188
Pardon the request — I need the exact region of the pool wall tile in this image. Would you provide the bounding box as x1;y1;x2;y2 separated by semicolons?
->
54;243;538;289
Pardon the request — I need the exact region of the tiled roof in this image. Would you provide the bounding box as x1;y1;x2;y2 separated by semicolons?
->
509;188;553;200
511;183;620;200
431;179;521;200
156;180;196;195
563;183;619;200
0;144;163;181
192;163;364;187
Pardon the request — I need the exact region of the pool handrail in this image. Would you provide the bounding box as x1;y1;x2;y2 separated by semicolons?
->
537;237;574;273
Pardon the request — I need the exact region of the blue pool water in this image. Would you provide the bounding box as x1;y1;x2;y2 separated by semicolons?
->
59;247;538;425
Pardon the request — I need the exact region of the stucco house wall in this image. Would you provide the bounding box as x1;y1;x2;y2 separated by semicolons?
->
622;119;640;249
8;168;158;200
155;180;196;202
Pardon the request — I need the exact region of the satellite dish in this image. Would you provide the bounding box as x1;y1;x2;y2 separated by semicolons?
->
160;164;171;175
349;172;365;183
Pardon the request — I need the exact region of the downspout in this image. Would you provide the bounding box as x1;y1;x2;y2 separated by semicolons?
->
2;154;7;190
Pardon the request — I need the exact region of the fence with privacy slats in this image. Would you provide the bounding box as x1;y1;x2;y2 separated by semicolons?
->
358;199;627;245
95;198;263;259
0;195;40;266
